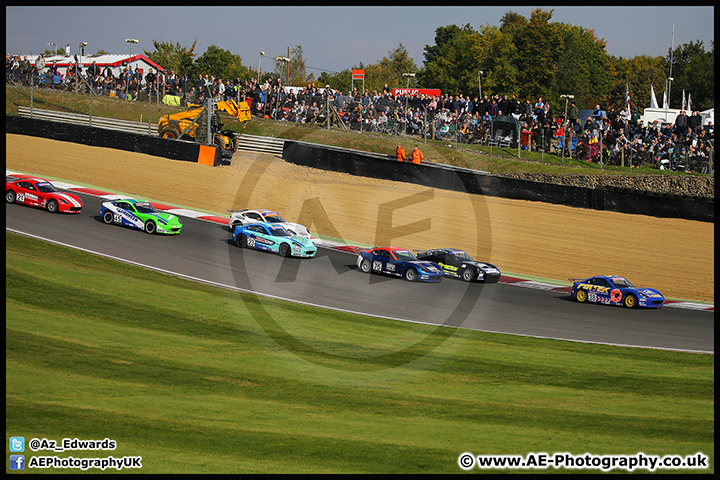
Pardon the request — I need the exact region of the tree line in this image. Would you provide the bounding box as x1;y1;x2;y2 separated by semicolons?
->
137;8;712;112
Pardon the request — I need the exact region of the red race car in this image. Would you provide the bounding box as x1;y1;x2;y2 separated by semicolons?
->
6;174;83;213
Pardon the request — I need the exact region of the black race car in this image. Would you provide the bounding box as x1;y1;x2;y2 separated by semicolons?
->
415;248;501;283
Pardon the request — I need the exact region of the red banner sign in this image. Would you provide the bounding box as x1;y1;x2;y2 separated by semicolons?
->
393;88;441;97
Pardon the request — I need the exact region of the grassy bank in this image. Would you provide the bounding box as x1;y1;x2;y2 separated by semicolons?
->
6;231;714;473
5;84;694;177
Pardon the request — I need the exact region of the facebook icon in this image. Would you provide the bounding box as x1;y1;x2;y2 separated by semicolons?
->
10;455;25;470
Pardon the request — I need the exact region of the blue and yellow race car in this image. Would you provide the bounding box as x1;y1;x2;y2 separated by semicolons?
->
233;222;317;258
570;275;664;308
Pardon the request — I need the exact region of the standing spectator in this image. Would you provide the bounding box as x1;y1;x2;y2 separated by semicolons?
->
396;143;406;162
568;101;579;128
607;106;618;125
521;123;533;151
674;110;688;135
592;104;603;126
145;68;156;98
688;111;701;134
87;61;100;78
525;99;533;118
179;72;189;100
411;145;424;164
166;70;178;95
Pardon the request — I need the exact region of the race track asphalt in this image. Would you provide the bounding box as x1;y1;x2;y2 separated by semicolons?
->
6;192;714;353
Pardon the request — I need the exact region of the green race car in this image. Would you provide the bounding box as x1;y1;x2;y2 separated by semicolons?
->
100;198;183;234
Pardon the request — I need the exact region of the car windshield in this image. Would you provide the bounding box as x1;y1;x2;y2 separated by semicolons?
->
393;249;416;261
450;250;472;261
610;277;634;288
268;225;291;237
36;182;58;193
263;214;285;223
134;203;157;214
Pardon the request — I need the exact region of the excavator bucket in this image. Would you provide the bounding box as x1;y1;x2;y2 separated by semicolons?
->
217;100;251;123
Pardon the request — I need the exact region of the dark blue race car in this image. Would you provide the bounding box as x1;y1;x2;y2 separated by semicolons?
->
570;275;664;308
356;247;444;282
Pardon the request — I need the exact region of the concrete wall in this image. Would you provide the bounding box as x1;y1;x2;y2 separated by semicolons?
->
282;140;713;222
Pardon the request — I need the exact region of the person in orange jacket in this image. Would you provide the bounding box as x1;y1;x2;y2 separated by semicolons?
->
395;143;406;162
411;145;424;164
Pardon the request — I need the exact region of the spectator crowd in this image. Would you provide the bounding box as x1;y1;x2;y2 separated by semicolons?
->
7;52;713;174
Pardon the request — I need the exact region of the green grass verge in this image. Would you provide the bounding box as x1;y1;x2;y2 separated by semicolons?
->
5;232;714;473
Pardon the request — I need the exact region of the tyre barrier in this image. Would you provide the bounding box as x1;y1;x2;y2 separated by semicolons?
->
282;140;713;222
6;115;225;166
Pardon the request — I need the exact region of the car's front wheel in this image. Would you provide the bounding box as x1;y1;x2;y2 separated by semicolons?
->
575;289;588;303
404;267;418;282
6;190;17;203
235;233;247;248
360;258;372;274
144;220;156;234
102;210;115;224
47;199;59;213
624;293;638;308
461;268;475;282
279;243;291;257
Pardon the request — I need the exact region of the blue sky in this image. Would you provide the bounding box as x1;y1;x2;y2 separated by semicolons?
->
6;6;714;75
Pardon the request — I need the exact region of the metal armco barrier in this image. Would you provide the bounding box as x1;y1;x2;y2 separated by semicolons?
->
282;140;713;222
6;115;225;166
18;106;154;136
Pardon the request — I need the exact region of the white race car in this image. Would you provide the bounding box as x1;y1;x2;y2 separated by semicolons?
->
227;209;311;238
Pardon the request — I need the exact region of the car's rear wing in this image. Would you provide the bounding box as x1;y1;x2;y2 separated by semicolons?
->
227;209;249;213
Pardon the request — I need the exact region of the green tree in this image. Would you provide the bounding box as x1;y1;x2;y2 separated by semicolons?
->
555;24;614;109
193;45;249;82
282;45;309;86
317;69;351;93
604;55;665;114
145;39;197;76
474;24;519;98
665;40;714;111
417;24;476;92
513;8;564;101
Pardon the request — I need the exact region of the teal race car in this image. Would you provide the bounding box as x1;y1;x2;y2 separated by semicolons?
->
100;199;183;234
233;222;317;258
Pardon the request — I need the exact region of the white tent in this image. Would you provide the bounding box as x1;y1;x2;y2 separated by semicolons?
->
641;107;714;126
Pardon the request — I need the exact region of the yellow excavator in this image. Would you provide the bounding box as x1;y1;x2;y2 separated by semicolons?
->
157;99;251;152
